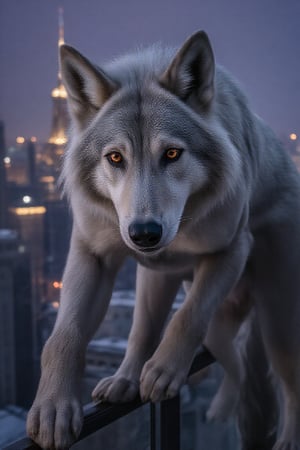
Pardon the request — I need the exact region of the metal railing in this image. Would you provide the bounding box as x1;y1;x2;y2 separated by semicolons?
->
4;348;215;450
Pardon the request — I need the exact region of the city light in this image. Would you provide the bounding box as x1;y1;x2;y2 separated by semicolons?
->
48;136;67;145
53;281;63;289
290;133;297;141
11;206;46;216
52;301;60;309
16;136;25;144
51;85;67;99
4;156;11;165
22;195;32;204
30;136;37;142
40;176;55;183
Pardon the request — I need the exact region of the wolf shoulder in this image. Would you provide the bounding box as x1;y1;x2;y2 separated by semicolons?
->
215;66;300;227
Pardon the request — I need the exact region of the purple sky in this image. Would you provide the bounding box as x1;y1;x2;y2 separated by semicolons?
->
0;0;299;146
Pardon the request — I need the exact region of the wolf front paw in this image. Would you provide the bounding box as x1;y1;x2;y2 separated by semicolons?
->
26;397;82;450
92;375;140;403
140;357;187;403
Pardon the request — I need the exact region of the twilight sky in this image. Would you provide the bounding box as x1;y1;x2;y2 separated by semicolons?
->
0;0;299;146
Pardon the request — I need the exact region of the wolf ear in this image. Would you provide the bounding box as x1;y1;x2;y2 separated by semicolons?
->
60;45;118;128
160;31;215;109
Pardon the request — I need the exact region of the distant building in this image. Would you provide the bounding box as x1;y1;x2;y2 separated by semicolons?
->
0;230;35;409
5;140;37;189
9;203;46;358
0;231;16;407
48;79;68;149
46;7;69;176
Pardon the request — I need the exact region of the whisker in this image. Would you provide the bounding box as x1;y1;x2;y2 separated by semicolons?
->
180;215;193;224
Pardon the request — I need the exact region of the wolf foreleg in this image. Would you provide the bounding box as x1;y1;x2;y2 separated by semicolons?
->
27;228;120;450
140;230;252;402
205;282;252;421
93;265;182;403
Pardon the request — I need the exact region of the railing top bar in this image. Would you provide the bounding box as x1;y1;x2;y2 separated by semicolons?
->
4;347;215;450
79;396;144;441
189;346;215;373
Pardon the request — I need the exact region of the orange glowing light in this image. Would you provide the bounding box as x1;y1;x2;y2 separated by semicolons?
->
53;281;63;289
40;176;55;183
290;133;297;141
48;136;67;145
52;301;60;309
10;206;46;216
16;136;25;144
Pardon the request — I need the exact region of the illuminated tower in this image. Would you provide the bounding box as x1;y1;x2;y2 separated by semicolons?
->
48;8;68;161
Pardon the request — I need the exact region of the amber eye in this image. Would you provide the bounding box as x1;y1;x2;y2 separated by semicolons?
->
165;148;182;162
107;151;124;166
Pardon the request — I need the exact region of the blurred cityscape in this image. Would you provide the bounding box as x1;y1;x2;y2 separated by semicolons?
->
0;9;299;450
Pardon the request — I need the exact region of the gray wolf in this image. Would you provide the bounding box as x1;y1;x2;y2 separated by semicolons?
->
27;31;300;449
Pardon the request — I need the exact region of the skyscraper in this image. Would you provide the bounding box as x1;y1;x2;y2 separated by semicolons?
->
48;7;68;147
9;203;46;359
43;7;72;304
0;230;35;409
47;7;69;173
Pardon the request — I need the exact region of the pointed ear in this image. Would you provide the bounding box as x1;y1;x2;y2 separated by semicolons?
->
60;45;118;128
160;31;215;109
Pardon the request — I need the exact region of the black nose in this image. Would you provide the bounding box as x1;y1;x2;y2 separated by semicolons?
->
128;221;162;248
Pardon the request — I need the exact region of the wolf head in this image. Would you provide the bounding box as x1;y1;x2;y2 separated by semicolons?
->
60;31;241;254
